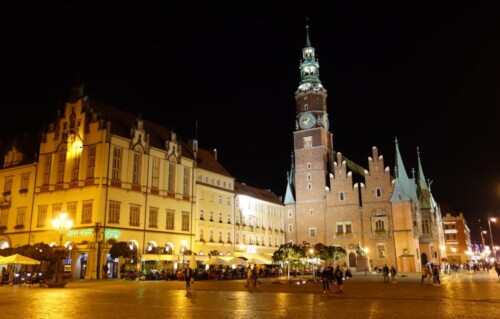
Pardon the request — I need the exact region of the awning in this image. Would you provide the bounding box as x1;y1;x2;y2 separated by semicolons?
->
140;254;176;262
238;253;273;265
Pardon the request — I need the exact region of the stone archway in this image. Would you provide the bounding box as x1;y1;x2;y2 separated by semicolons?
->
421;252;428;265
349;252;357;267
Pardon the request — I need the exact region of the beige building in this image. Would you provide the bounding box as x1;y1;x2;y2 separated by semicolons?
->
284;26;446;272
0;85;284;279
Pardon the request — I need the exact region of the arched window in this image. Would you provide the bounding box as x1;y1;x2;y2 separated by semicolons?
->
339;192;345;201
376;188;382;198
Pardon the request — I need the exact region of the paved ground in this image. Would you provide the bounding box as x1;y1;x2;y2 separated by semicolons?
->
1;270;499;319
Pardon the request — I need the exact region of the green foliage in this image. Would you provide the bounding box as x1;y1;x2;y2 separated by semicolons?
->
110;241;137;259
272;243;305;264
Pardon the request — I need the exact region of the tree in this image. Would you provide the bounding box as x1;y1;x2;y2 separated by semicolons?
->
110;241;137;259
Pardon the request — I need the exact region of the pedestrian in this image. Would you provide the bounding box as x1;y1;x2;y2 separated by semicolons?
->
185;266;192;292
432;265;440;286
246;266;253;288
382;264;389;283
334;265;344;293
390;266;397;283
421;266;429;284
321;267;330;293
345;268;352;279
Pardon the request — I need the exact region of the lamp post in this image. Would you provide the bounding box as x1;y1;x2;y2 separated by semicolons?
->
52;212;73;247
51;212;73;280
488;217;497;259
308;248;314;279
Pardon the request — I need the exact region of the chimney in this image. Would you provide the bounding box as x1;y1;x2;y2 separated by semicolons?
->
188;139;198;152
213;148;217;161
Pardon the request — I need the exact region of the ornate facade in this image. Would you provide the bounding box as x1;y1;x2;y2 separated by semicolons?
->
0;85;284;279
284;26;446;272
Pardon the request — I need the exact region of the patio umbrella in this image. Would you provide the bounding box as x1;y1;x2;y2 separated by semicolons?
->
202;257;229;266
0;254;41;265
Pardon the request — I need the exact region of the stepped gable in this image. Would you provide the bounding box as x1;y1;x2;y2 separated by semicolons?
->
84;99;195;159
235;181;282;205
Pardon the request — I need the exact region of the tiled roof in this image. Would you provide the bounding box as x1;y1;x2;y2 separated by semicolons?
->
196;148;232;177
235;181;283;205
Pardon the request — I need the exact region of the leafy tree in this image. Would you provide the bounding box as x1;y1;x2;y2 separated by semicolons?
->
272;243;305;264
110;241;137;259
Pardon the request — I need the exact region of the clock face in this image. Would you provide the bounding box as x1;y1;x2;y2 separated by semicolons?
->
299;112;316;129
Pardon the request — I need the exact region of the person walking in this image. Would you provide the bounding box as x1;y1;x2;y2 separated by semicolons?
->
334;265;344;294
185;266;193;292
421;265;430;284
390;266;397;283
382;264;390;283
321;267;330;293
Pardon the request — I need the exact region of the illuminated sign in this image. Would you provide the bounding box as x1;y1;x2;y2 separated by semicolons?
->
67;228;121;239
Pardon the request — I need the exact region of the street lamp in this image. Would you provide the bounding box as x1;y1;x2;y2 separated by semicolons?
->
308;248;314;278
488;217;497;259
52;212;73;247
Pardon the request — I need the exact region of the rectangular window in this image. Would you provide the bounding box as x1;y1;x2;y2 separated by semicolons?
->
132;151;142;184
227;232;231;242
67;201;77;222
112;147;122;180
218;231;222;242
200;228;205;241
183;167;190;196
86;145;96;179
304;136;313;148
182;211;189;231
82;201;93;224
0;209;8;227
20;173;30;191
337;224;344;234
151;157;160;189
235;233;239;244
71;152;80;181
57;150;66;183
3;176;13;193
168;160;175;192
227;197;231;206
227;213;231;224
345;224;352;234
108;201;120;223
200;209;204;220
52;203;63;219
218;212;222;222
129;205;140;226
149;207;158;228
309;228;316;238
37;205;48;227
166;210;175;229
209;230;214;242
377;245;387;258
43;154;52;185
422;220;430;234
16;207;26;227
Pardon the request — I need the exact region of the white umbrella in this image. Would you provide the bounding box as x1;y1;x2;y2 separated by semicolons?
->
202;257;229;266
0;254;41;265
227;257;248;266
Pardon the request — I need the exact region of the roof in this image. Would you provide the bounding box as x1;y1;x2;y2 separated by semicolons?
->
196;148;232;177
234;181;283;205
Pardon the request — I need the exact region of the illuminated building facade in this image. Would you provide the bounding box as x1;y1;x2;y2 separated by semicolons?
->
0;85;284;279
284;26;446;272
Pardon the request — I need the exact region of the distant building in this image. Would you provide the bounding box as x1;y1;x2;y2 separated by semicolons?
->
442;213;472;264
284;26;447;272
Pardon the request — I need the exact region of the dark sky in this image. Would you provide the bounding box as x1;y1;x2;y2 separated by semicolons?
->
2;2;500;239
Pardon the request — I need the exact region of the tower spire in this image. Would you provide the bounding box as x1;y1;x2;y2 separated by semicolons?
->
298;23;323;91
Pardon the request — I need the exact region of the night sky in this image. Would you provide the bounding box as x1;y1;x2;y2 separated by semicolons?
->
2;2;500;240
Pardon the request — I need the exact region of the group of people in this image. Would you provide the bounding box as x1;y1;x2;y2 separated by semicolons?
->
421;263;441;285
320;265;345;294
382;265;398;283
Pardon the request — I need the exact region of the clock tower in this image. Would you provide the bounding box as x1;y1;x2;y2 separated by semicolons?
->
286;25;334;245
